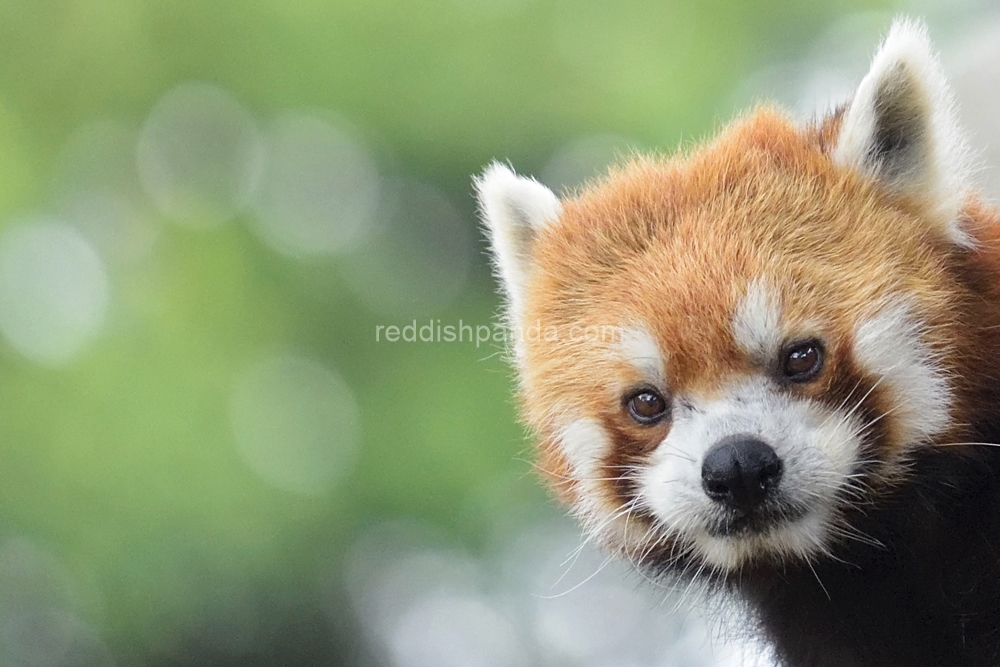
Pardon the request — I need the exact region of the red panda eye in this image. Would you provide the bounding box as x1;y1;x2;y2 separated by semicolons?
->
626;389;668;425
781;340;824;382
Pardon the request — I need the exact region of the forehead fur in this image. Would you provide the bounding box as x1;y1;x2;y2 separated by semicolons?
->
519;109;959;420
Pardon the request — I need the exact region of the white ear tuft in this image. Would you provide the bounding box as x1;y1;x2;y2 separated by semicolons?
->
834;18;973;246
475;162;562;330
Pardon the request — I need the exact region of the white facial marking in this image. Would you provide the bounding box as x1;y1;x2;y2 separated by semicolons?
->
732;280;782;360
854;299;951;445
559;417;648;551
559;418;611;479
637;378;862;570
616;324;666;385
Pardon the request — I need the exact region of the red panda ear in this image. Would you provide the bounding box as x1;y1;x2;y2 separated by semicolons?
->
833;18;972;246
475;162;562;333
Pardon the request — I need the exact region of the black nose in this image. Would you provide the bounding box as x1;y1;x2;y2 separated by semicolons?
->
701;435;783;511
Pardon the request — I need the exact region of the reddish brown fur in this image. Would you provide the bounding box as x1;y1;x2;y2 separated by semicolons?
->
519;108;1000;510
484;23;1000;661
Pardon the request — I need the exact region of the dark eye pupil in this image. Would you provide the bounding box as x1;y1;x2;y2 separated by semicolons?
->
783;342;823;380
628;391;666;423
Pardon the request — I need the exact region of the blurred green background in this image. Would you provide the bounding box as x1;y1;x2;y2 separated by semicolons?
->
0;0;993;665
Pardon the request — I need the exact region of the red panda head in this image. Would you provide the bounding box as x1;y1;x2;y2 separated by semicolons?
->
477;19;997;574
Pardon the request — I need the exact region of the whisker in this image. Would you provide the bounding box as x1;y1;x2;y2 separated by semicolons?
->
806;558;831;601
556;499;638;576
537;554;617;599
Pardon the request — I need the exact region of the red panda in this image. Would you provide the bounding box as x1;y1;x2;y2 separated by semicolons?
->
476;18;1000;667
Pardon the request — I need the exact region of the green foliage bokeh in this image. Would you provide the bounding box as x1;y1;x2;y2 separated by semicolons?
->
0;0;913;661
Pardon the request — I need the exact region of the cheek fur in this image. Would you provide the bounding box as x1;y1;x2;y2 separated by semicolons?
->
554;418;631;518
812;353;893;468
852;299;953;448
557;418;612;478
601;415;671;508
548;416;670;556
535;435;577;504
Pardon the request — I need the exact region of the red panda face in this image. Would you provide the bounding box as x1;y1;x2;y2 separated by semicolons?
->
477;20;981;575
517;127;965;572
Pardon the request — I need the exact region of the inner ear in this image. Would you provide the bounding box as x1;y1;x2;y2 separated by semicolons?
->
832;19;971;247
866;63;930;183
